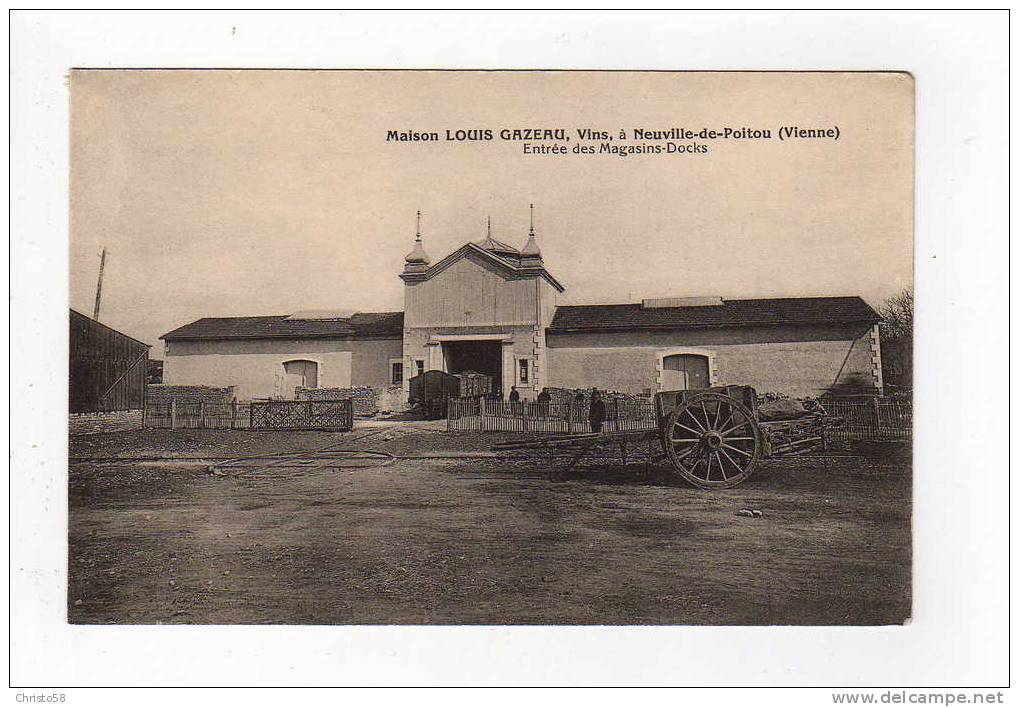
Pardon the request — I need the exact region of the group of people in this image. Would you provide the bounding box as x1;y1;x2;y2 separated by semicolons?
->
506;385;607;433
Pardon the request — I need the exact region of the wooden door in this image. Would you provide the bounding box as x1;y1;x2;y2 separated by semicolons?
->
661;354;710;391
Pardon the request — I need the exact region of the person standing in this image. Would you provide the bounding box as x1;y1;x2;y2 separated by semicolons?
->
535;387;551;419
589;389;607;433
508;386;521;414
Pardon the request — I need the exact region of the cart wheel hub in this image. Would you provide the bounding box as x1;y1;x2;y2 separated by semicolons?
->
704;431;723;450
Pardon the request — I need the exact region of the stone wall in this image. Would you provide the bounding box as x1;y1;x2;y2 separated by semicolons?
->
146;384;236;405
375;385;409;413
69;409;143;436
296;385;409;415
296;386;377;415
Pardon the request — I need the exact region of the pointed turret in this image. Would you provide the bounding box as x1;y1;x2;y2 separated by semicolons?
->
519;203;543;267
403;210;430;274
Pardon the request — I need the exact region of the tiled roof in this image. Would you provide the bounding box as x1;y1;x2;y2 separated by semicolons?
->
547;297;879;333
162;312;404;341
347;311;405;337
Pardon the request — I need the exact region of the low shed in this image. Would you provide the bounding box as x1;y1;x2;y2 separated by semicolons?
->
69;309;150;413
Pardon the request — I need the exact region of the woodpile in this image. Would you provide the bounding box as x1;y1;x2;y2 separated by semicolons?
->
146;384;236;405
542;386;649;406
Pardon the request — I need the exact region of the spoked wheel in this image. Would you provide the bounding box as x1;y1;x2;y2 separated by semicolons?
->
662;392;762;489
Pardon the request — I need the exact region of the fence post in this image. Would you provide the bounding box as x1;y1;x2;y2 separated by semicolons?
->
614;398;621;432
872;396;881;434
170;399;177;430
230;398;238;429
199;401;206;429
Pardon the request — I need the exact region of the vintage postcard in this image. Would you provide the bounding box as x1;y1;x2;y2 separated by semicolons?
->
67;70;913;626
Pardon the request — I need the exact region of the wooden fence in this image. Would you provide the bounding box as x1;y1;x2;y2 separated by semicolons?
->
144;400;252;429
824;397;912;441
143;399;354;431
447;397;656;433
448;394;912;443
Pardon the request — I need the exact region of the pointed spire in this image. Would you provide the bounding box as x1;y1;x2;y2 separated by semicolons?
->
487;215;492;239
520;203;542;265
404;209;430;271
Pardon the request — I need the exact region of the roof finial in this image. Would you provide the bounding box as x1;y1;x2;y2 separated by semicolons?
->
487;215;492;238
520;204;542;263
404;209;430;269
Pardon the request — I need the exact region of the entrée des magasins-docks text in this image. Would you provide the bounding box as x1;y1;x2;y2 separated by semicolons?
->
385;127;841;155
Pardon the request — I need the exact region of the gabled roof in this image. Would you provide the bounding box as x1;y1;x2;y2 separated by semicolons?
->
547;296;880;333
401;241;565;292
70;308;151;349
162;311;404;341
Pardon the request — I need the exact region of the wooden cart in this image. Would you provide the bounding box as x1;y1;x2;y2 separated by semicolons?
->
492;385;836;489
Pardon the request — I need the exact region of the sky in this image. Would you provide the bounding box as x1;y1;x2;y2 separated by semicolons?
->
70;70;913;349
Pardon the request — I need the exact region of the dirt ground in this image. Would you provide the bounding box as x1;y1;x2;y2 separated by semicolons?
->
68;423;911;625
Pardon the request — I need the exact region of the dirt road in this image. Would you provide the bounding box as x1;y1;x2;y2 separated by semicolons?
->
68;425;910;625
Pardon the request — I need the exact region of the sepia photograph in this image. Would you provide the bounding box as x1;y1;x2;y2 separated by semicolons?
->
10;9;1009;692
67;69;913;626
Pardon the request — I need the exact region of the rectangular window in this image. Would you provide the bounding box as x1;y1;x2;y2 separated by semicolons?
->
391;361;403;385
518;358;529;385
415;360;425;376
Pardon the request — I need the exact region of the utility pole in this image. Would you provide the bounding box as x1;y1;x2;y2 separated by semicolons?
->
93;247;106;321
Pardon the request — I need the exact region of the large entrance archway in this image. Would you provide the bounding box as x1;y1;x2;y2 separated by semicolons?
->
443;340;503;396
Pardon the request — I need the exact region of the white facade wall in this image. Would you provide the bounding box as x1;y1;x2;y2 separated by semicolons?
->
545;324;879;398
163;337;401;400
401;251;560;400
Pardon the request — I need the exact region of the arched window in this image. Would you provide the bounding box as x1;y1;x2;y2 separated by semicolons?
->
661;354;710;391
282;360;319;398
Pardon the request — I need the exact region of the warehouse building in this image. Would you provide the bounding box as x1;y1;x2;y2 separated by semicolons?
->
162;216;882;401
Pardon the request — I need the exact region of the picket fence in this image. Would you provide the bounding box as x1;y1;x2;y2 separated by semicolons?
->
144;399;354;431
447;397;656;433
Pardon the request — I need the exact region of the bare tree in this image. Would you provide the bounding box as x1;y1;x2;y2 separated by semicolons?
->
879;288;913;392
879;288;913;341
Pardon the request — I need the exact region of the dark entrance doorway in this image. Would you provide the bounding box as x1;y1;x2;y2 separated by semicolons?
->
443;340;503;396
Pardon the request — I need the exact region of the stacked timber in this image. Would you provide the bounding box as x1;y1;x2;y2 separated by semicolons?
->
454;372;493;398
